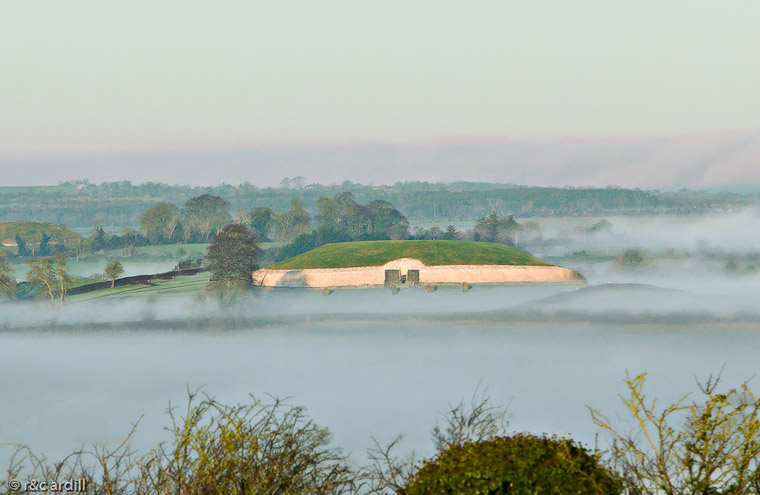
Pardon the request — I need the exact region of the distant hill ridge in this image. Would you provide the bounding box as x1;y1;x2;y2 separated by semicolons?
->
0;221;81;245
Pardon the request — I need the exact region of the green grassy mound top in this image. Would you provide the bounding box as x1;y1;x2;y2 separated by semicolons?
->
0;221;82;244
270;240;554;269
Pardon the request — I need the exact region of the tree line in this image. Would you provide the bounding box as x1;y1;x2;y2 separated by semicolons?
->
0;180;753;227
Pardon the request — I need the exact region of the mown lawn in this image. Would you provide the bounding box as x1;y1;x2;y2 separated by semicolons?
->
69;272;211;302
270;240;554;269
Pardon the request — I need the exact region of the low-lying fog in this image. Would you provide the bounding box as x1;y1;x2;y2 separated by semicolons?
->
1;279;759;471
2;274;760;329
528;209;760;254
2;210;760;472
9;260;177;280
1;322;758;472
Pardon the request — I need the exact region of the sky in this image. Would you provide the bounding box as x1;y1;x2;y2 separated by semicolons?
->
1;1;759;187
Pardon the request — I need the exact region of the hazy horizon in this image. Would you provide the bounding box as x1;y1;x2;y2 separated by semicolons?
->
2;131;759;191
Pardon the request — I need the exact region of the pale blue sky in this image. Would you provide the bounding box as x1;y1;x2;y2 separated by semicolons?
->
2;0;759;159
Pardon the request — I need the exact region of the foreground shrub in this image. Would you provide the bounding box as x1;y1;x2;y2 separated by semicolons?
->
403;434;621;495
3;392;357;495
592;372;760;495
364;392;512;494
141;393;357;494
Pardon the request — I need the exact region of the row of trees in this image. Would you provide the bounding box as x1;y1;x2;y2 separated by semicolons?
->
13;232;63;257
6;193;538;263
140;194;231;244
141;191;412;244
137;192;542;248
0;253;124;305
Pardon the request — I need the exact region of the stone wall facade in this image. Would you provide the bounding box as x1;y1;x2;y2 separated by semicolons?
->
252;258;581;288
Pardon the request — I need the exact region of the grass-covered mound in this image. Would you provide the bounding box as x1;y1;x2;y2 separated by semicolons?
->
0;221;81;244
270;240;553;269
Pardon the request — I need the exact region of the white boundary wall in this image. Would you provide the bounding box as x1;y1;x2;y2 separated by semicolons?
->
252;258;580;288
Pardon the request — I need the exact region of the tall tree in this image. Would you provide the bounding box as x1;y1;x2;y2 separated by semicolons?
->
183;195;231;242
89;225;108;252
440;225;461;240
15;234;31;257
104;260;125;288
367;200;409;239
39;232;51;256
474;212;519;243
247;207;274;241
315;197;341;228
273;199;312;242
140;202;181;244
26;253;70;307
206;225;259;305
0;255;16;300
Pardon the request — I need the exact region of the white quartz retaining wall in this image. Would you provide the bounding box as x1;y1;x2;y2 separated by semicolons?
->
252;258;579;288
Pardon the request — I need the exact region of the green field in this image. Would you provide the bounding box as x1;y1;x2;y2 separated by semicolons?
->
270;240;554;269
92;241;283;261
69;272;211;302
99;243;211;259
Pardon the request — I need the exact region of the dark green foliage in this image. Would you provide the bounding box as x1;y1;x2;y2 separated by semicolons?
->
474;212;519;243
316;193;409;239
404;435;622;495
439;225;461;240
367;199;409;239
206;224;259;283
276;225;354;262
89;225;108;252
247;207;274;241
16;234;31;257
38;232;51;256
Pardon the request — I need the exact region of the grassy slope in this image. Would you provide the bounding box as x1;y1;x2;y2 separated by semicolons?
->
270;240;554;269
69;272;210;302
100;243;211;259
0;221;82;243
